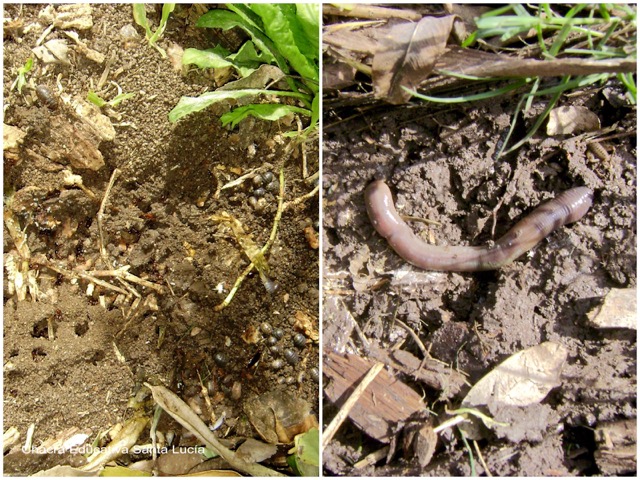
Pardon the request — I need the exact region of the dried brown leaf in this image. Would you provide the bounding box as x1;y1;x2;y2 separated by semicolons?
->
462;342;567;409
547;106;601;135
372;15;457;104
588;288;637;329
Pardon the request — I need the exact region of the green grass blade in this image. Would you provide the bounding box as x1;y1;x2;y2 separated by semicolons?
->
149;3;175;44
406;79;528;104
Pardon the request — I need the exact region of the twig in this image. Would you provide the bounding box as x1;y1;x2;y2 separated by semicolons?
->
97;168;120;266
91;267;165;294
219;163;274;191
393;317;429;362
304;170;319;185
284;183;319;211
474;440;492;477
322;361;385;449
43;262;130;296
353;446;390;469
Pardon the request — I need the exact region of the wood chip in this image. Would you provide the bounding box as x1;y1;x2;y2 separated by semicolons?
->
324;352;425;443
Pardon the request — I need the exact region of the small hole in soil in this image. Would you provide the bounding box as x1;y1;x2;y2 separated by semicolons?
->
562;424;598;475
75;321;89;336
46;371;66;386
9;349;19;358
31;318;49;339
86;350;105;365
31;347;47;361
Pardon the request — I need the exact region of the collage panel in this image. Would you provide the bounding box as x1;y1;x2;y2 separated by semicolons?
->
4;3;319;476
322;3;636;477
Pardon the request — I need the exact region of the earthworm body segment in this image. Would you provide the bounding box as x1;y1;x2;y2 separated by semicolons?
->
365;180;593;272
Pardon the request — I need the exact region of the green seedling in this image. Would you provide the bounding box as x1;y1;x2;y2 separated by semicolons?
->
88;91;136;108
170;4;319;136
11;57;33;93
132;3;175;58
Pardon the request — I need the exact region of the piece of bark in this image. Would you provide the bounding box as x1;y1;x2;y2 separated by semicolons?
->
437;46;636;78
594;419;637;475
324;352;425;443
367;346;468;399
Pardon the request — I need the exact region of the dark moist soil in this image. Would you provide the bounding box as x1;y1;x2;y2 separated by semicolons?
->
3;4;319;475
322;85;636;473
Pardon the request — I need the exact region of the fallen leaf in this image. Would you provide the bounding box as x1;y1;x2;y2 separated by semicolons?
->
547;106;601;135
372;15;457;104
462;342;567;409
293;310;318;341
235;438;277;463
244;388;318;444
587;288;637;329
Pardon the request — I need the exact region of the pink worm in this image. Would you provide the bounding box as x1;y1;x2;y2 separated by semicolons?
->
365;180;593;272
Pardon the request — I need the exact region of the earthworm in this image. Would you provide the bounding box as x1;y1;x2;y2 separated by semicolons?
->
365;180;593;271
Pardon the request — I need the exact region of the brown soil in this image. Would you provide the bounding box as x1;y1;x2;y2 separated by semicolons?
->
322;72;636;475
4;4;318;475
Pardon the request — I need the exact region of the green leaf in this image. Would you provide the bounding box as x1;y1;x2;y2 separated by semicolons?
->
229;40;270;65
197;8;277;65
249;4;319;85
149;3;175;44
309;93;319;130
12;57;34;93
287;428;319;476
168;88;306;123
132;4;151;38
100;465;152;477
220;103;311;129
182;47;233;69
295;4;320;60
132;3;173;58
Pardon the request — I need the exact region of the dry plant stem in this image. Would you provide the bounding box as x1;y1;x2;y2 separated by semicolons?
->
98;168;120;266
43;262;130;295
145;383;285;477
434;414;467;434
323;4;421;21
214;168;285;311
220;163;274;191
115;297;153;339
91;267;165;294
284;183;319;211
322;361;385;449
296;117;308;179
474;440;492;477
393;317;429;361
4;212;30;259
353;446;390;469
304;170;319;185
